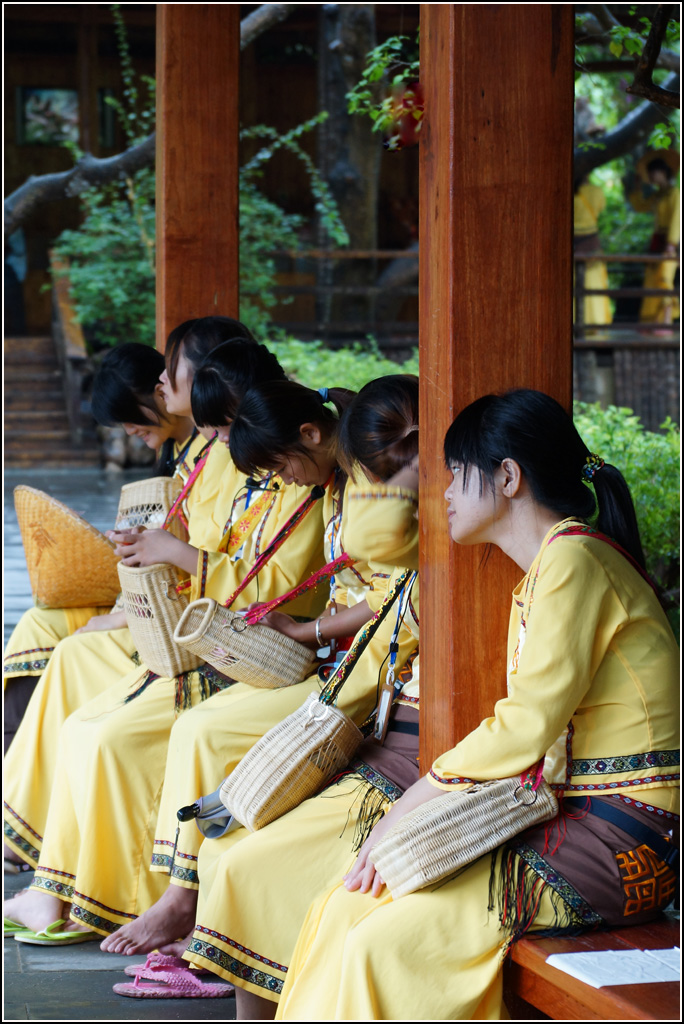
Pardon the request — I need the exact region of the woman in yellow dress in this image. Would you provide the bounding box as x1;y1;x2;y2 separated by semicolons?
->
274;389;678;1021
3;335;328;940
3;343;195;760
2;318;265;874
98;377;419;958
573;176;613;329
629;151;680;327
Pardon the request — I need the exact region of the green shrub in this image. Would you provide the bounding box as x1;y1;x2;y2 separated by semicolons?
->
267;336;418;392
574;402;680;632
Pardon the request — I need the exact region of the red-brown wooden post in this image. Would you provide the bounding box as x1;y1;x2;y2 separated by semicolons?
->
419;5;574;769
156;4;240;350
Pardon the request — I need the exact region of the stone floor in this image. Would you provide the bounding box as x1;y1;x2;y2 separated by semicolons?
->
3;468;237;1021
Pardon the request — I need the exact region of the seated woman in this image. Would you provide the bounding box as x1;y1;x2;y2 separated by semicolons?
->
99;377;418;958
3;330;327;942
3;342;195;763
275;389;679;1021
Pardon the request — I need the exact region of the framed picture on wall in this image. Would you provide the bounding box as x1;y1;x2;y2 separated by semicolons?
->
16;87;79;145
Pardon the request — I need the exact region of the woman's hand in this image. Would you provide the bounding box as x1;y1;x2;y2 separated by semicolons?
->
108;529;199;575
252;610;313;645
74;610;127;635
343;775;443;898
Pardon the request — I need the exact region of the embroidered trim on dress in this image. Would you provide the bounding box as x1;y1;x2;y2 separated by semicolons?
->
4;801;43;843
571;750;679;776
344;758;403;803
4;658;51;675
555;774;680;793
511;840;604;927
190;928;286;988
608;794;679;821
3;820;40;863
429;769;477;786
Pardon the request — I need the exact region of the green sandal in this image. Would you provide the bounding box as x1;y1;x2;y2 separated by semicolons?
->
4;916;33;937
13;919;99;945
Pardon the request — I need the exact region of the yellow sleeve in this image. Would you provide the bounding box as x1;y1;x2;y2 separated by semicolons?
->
344;483;419;569
429;539;626;789
663;188;680;245
192;481;327;616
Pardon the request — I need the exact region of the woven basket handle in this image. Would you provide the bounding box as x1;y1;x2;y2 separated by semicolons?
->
174;598;217;644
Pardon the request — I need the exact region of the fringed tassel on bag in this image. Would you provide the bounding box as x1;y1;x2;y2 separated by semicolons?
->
489;845;586;955
174;672;194;713
122;670;159;704
351;784;391;852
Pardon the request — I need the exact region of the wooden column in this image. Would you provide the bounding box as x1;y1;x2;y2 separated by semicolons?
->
156;5;240;350
419;5;574;769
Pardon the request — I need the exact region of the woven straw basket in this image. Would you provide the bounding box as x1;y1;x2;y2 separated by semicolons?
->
115;476;187;541
14;485;121;608
220;693;363;830
173;598;317;689
117;562;201;677
369;776;559;899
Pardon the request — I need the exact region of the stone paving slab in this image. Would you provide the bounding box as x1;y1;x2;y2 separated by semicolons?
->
3;871;236;1021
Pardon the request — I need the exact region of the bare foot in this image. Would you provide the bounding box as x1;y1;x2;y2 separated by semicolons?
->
100;884;198;956
158;929;195;959
3;890;88;933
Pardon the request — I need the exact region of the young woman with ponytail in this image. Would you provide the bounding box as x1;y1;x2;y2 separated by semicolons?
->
97;377;421;963
271;388;678;1022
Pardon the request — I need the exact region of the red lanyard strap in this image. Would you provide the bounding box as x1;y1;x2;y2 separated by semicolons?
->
163;436;216;531
221;478;330;610
243;553;356;625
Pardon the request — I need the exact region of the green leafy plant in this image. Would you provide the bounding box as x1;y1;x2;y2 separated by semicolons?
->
347;32;421;137
266;336;418;392
574;402;680;631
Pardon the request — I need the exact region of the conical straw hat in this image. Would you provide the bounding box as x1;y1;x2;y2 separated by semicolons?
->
14;486;121;608
635;148;679;183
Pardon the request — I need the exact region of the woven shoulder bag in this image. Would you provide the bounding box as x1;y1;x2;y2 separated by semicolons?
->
116;476;187;541
173;552;354;689
369;763;558;899
120;479;326;680
218;568;415;831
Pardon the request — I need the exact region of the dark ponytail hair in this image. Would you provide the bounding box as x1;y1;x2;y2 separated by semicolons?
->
337;374;419;481
191;340;287;427
229;381;354;478
444;389;646;568
165;316;257;386
91;342;180;478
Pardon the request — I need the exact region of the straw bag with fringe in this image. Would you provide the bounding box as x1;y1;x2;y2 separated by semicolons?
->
14;486;121;609
173;552;355;689
218;568;415;832
120;476;328;679
368;761;558;899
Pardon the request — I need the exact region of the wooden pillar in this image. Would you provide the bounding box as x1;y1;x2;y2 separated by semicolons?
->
156;4;240;350
418;5;574;769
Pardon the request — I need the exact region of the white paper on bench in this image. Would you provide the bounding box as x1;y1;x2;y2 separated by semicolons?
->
545;947;680;989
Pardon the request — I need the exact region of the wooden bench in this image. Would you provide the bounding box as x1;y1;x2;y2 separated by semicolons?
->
504;916;679;1020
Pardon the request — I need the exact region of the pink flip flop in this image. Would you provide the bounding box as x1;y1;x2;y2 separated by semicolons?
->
113;963;234;999
123;952;211;978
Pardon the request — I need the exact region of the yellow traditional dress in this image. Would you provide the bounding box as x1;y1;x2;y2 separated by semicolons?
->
573;182;612;328
182;484;420;998
3;433;205;863
27;468;327;932
149;481;409;887
276;523;679;1021
629;183;680;323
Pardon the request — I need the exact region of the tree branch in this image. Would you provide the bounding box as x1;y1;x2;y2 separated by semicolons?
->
574;72;679;178
4;4;299;237
626;5;680;109
240;3;300;49
576;7;680;71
